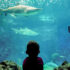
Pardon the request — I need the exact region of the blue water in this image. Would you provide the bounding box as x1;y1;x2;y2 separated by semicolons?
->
0;0;70;68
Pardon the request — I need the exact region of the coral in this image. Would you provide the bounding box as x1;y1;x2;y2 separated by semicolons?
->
0;60;21;70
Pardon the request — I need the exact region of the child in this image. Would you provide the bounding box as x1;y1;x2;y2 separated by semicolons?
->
23;41;43;70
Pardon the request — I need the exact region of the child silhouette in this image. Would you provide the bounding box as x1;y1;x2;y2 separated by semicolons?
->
23;41;43;70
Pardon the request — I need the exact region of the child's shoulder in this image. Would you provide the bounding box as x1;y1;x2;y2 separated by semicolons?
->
23;57;29;62
37;57;43;62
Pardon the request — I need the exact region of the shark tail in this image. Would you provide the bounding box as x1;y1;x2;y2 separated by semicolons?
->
0;9;4;15
0;9;7;16
0;9;3;11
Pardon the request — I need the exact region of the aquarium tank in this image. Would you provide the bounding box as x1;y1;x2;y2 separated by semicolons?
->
0;0;70;70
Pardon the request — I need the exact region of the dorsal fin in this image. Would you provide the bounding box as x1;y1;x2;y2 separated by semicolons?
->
15;2;20;6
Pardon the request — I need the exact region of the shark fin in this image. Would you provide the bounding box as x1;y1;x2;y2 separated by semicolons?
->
24;9;28;13
10;14;17;18
4;13;7;16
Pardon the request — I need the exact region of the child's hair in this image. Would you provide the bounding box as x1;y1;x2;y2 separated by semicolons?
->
26;41;40;56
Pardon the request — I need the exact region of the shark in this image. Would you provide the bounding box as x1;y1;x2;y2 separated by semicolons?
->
0;5;42;16
12;28;39;36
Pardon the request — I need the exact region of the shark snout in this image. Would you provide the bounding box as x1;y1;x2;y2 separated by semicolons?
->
31;8;42;13
35;8;42;11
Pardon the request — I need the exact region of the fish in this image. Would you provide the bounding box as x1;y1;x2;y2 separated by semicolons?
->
0;5;42;16
12;28;39;36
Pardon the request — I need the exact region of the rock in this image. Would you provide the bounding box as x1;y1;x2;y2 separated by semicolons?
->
44;62;58;70
54;61;70;70
0;60;21;70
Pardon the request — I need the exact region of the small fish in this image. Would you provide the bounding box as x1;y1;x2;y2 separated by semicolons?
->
0;5;42;16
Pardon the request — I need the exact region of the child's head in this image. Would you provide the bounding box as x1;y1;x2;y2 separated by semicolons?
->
26;41;40;57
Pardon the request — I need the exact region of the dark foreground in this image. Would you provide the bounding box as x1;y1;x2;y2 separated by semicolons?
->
0;60;70;70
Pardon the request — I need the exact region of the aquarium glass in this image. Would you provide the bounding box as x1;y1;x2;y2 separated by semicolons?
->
0;0;70;69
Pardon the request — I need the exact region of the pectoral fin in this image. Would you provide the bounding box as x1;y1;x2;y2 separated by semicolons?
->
24;9;28;13
5;13;7;16
10;14;16;18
